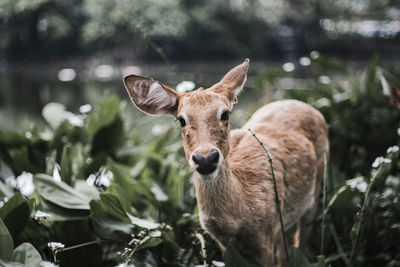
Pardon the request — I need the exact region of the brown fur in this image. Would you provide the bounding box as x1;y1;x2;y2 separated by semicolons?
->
123;59;329;266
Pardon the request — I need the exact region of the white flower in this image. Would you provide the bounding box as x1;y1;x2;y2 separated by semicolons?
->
34;210;52;220
16;172;34;196
346;177;368;193
115;264;134;267
386;145;399;154
397;128;400;136
99;169;113;187
48;242;65;251
79;104;92;114
176;81;195;93
372;156;392;168
212;261;226;267
52;165;62;182
40;261;59;267
318;75;331;84
86;174;96;186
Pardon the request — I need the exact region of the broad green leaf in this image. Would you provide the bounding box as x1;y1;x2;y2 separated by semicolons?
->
0;160;14;182
0;259;24;267
12;243;42;267
74;180;100;201
0;192;31;240
0;217;14;261
93;193;130;223
137;236;163;250
34;174;92;210
91;116;125;153
86;96;121;138
35;201;89;222
127;214;160;230
60;144;72;185
223;245;259;267
8;147;36;174
0;130;28;148
106;159;136;212
0;180;14;199
90;199;133;241
288;246;312;267
61;143;86;185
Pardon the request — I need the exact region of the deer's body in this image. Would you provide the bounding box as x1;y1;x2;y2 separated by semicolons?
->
124;60;329;266
197;100;328;265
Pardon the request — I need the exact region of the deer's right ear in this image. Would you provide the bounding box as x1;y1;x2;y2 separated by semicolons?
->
123;75;180;116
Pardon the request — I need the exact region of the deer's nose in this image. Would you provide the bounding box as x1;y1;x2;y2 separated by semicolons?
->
192;149;220;175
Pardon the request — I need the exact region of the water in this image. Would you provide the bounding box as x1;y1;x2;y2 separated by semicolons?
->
0;61;267;131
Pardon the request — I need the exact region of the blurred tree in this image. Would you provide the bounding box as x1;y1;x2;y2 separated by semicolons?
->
0;0;399;62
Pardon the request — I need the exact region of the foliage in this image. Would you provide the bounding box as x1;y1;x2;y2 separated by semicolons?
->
0;57;399;266
0;96;212;266
1;0;399;61
255;56;400;266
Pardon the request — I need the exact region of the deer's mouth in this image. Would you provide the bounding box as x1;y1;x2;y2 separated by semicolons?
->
195;168;220;180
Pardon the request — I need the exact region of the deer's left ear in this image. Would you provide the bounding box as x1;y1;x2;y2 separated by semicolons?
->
211;59;249;102
124;75;181;116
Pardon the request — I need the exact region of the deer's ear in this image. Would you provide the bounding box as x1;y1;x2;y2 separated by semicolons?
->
124;75;180;116
211;59;249;102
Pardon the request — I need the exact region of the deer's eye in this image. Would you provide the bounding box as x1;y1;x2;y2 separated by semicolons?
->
177;117;186;127
221;111;230;121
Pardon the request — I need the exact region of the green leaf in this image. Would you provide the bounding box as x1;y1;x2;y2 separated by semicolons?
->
8;147;36;174
34;174;92;210
73;180;100;201
315;255;326;267
0;192;31;241
12;243;42;267
90;199;133;242
0;130;28;148
35;201;89;222
0;259;24;267
288;246;312;267
127;214;160;230
91;116;125;153
60;144;72;185
86;96;121;138
95;193;130;222
0;217;14;261
105;159;136;212
0;180;14;199
223;245;259;267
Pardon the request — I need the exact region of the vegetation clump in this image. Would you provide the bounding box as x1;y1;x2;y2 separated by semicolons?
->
0;58;399;266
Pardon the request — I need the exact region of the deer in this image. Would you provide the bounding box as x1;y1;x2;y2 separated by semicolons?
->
123;59;329;266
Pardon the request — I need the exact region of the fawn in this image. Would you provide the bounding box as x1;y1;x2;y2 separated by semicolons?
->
123;59;329;266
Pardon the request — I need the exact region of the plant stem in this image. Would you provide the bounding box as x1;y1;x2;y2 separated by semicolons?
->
320;151;328;255
349;164;383;262
125;235;151;265
248;129;289;261
59;239;102;252
328;223;352;267
195;232;208;267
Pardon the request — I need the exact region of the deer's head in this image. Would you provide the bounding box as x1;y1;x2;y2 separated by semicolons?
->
124;59;249;180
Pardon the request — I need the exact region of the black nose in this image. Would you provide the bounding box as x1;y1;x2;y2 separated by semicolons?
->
192;149;220;175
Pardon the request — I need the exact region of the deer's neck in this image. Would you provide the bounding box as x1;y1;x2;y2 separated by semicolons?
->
194;161;241;216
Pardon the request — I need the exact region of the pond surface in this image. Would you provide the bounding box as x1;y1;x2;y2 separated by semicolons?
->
0;61;273;131
0;58;369;133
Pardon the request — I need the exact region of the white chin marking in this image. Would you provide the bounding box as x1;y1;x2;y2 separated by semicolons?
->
196;168;219;180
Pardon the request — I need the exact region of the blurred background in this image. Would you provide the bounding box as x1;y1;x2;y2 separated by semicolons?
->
1;0;400;129
1;1;400;266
